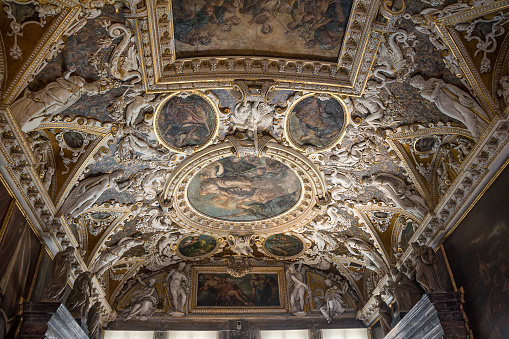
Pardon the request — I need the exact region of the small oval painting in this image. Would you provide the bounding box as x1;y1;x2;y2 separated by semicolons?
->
178;234;217;258
287;95;345;150
63;131;84;149
264;233;304;258
414;137;437;153
187;155;302;221
90;211;111;220
373;211;389;219
155;93;217;152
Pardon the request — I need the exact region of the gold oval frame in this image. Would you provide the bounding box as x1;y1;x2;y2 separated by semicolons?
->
283;93;349;152
153;91;220;154
262;233;308;260
174;234;219;261
412;136;440;155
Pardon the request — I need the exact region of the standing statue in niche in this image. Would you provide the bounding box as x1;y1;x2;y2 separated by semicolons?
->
388;266;422;312
58;170;130;219
410;75;488;140
341;237;389;275
286;262;311;315
42;246;75;302
125;278;159;320
411;242;446;293
165;262;189;316
314;279;348;323
374;295;393;336
10;67;117;132
89;237;144;277
65;271;92;317
87;302;102;339
364;173;428;219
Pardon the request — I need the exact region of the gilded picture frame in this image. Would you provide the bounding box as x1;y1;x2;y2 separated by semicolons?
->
189;266;288;314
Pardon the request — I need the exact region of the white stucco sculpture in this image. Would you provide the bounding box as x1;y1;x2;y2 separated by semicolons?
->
165;262;189;316
125;277;159;320
410;75;488;140
342;237;389;275
287;262;311;315
58;170;129;219
314;279;348;323
89;237;143;277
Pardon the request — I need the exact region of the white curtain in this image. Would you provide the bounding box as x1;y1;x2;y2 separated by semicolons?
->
104;331;155;339
260;330;309;339
321;328;368;339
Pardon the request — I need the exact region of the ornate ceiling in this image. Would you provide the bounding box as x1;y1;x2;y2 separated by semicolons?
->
1;0;509;328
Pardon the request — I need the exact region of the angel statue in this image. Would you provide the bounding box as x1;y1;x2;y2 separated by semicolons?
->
286;262;311;315
314;279;348;323
165;262;190;316
125;278;159;320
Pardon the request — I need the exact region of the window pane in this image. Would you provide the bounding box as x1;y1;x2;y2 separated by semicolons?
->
260;329;309;339
104;331;155;339
321;328;368;339
168;331;218;339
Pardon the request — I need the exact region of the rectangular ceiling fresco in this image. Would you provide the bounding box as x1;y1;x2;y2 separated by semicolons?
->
172;0;353;62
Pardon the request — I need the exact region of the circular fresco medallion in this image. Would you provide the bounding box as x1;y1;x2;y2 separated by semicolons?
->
177;234;217;259
63;131;84;149
413;137;438;154
187;155;302;222
285;94;347;151
264;233;304;258
154;92;219;153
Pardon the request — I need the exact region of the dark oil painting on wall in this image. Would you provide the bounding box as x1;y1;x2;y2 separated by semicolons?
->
155;93;217;152
171;0;353;61
0;178;12;225
287;95;345;150
178;234;217;258
444;165;509;338
192;268;286;313
264;233;304;257
0;205;42;337
187;155;301;221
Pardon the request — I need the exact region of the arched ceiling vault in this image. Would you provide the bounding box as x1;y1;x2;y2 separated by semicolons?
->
1;0;509;327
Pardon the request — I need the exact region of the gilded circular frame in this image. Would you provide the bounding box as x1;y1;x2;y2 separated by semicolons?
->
283;93;349;152
262;233;308;260
153;91;220;154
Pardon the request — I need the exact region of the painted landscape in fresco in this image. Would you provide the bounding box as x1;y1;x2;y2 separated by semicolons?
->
187;156;301;221
171;0;352;61
197;273;280;307
155;94;216;150
444;166;509;338
178;235;217;258
264;233;304;257
287;96;345;149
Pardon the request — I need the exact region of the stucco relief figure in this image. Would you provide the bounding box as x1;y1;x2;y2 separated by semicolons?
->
410;75;488;140
10;68;115;132
65;271;92;316
411;242;446;293
231;100;275;138
165;262;189;316
87;302;102;339
329;138;376;166
42;247;75;302
286;262;311;315
342;237;389;275
388;266;421;312
89;237;143;277
374;295;392;335
58;170;129;219
227;234;254;256
353;81;386;128
125;278;159;320
364;173;428;219
125;92;164;126
314;279;348;323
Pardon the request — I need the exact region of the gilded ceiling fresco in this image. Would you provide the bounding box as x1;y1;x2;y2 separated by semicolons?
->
1;0;509;330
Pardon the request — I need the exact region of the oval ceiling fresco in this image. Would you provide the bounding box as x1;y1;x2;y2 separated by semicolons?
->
177;234;218;259
187;155;302;222
285;94;347;151
264;233;304;258
154;92;218;153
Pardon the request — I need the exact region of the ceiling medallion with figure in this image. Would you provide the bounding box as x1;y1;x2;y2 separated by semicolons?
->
159;137;329;235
